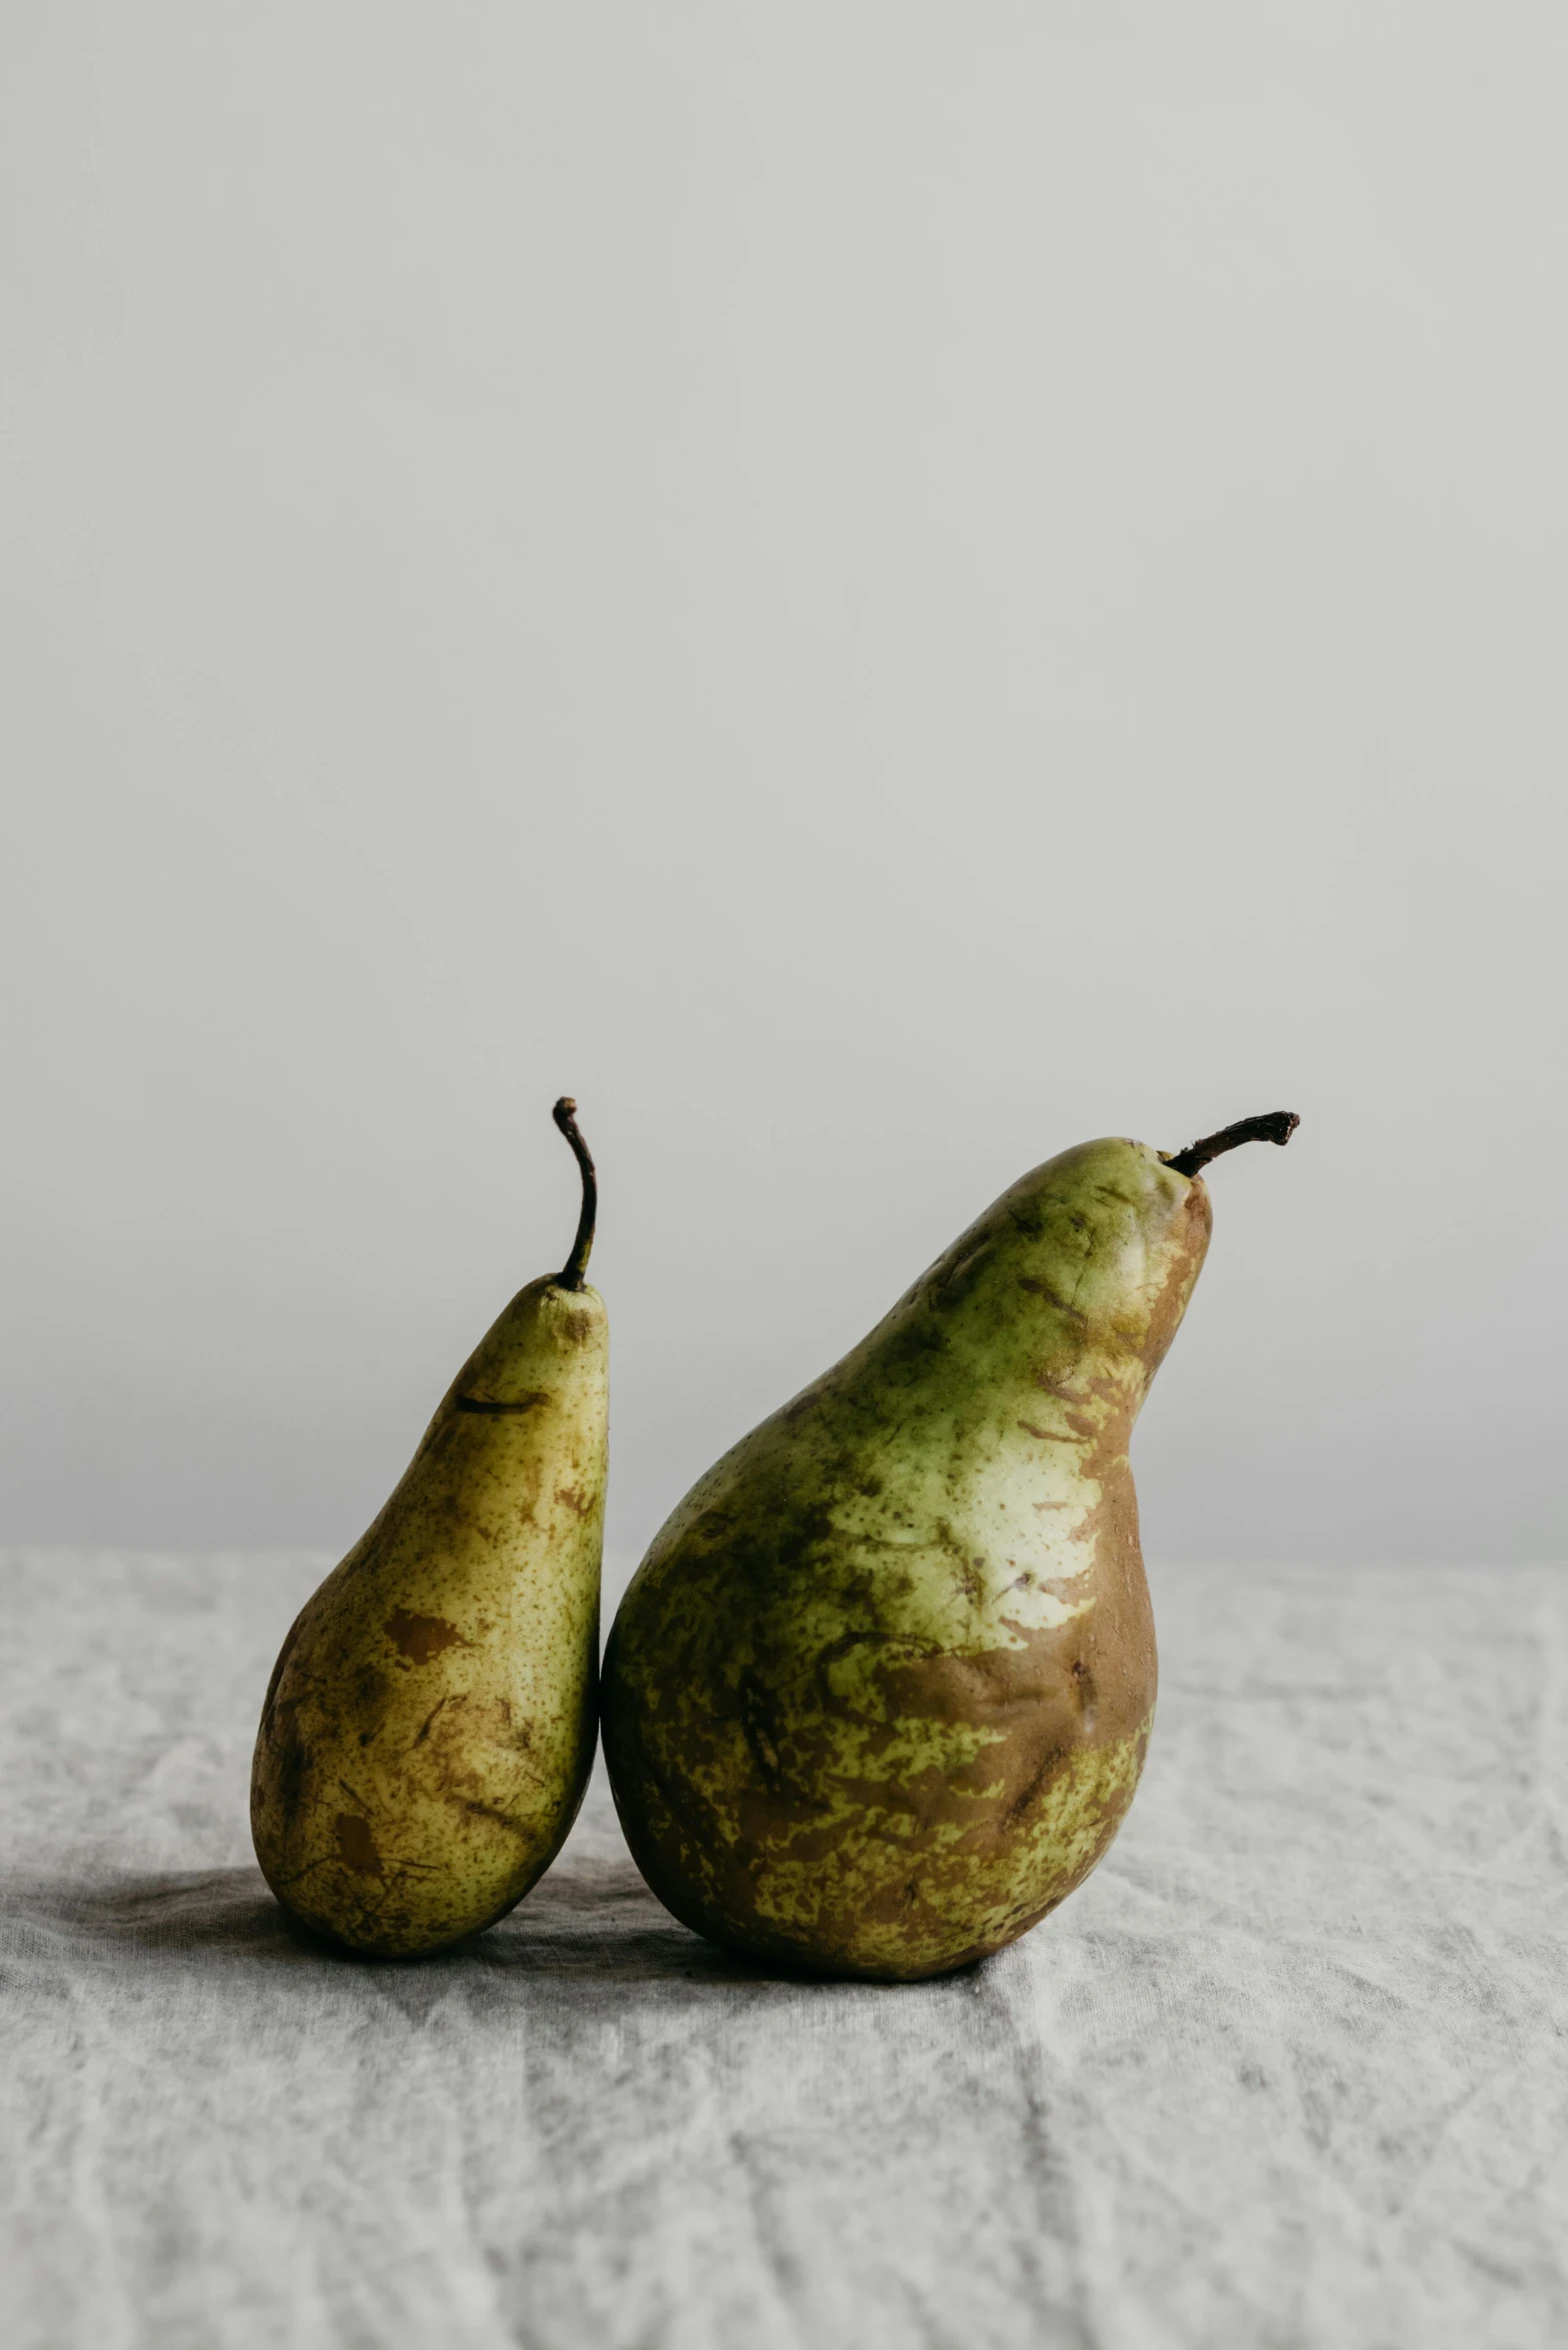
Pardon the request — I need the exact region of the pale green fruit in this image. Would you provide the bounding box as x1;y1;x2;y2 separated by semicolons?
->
251;1101;606;1956
603;1111;1296;1982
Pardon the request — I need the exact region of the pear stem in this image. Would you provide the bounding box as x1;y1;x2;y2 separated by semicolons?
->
1163;1110;1300;1179
552;1098;597;1289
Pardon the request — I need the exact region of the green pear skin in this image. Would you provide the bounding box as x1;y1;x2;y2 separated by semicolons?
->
251;1107;606;1957
603;1124;1289;1982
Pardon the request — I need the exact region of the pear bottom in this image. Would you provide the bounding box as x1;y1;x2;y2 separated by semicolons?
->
610;1712;1152;1984
602;1549;1157;1984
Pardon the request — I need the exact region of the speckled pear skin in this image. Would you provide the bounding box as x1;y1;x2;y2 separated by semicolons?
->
251;1275;607;1956
602;1138;1210;1982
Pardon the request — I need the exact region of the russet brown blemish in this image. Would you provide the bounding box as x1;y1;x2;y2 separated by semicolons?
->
383;1608;468;1666
333;1813;384;1877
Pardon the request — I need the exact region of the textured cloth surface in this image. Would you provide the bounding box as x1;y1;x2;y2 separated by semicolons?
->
1;1551;1564;2350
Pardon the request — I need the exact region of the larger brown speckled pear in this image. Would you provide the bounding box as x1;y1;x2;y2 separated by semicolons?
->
602;1111;1297;1982
251;1100;607;1957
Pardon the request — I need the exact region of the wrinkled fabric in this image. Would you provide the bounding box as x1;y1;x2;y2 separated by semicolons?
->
1;1550;1564;2349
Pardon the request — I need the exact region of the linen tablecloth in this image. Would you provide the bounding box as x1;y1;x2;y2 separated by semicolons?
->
2;1550;1563;2348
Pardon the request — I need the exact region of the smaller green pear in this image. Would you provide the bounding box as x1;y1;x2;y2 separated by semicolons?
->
251;1099;607;1956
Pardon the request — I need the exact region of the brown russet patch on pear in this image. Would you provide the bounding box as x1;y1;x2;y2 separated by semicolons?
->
1137;1178;1213;1380
383;1608;468;1666
333;1813;384;1877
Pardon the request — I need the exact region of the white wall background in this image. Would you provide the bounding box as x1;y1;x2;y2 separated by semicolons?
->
3;3;1564;1585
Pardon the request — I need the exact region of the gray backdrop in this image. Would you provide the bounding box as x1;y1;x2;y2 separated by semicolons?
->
3;3;1565;1585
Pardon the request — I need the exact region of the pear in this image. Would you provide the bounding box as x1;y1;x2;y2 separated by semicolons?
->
251;1099;607;1956
602;1111;1297;1982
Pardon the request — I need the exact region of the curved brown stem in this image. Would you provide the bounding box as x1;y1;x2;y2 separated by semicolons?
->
1163;1110;1299;1180
552;1098;597;1289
